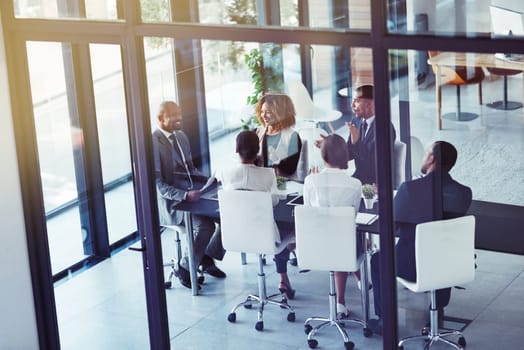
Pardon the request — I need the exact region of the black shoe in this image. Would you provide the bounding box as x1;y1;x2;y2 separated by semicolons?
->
202;264;226;278
175;265;201;290
368;318;383;336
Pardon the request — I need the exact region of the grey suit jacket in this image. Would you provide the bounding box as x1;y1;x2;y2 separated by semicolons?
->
152;128;203;225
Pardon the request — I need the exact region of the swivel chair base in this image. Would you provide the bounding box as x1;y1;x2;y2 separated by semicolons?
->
398;291;467;350
304;271;372;350
227;254;295;331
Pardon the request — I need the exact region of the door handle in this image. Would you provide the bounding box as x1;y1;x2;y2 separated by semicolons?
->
128;246;146;252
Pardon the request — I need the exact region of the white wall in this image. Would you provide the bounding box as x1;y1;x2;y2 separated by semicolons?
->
0;9;40;350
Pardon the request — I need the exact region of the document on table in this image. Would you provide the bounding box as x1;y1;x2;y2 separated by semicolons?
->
356;212;379;225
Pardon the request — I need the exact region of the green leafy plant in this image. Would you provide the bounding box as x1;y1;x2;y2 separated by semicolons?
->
362;184;376;199
241;46;284;130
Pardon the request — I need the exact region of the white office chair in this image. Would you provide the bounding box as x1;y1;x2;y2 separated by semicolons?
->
218;189;295;331
286;80;342;132
393;140;407;189
410;135;425;179
397;215;476;350
295;205;371;350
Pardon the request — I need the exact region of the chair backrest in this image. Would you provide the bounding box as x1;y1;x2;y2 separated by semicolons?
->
286;80;317;121
218;189;279;255
409;136;425;178
294;206;360;272
393;141;406;189
414;215;476;292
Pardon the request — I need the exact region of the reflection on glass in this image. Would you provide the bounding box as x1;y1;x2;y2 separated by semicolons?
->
26;41;85;271
90;44;137;244
140;0;170;22
394;49;524;206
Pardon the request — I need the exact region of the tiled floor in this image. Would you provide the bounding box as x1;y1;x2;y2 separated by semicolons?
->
55;228;524;349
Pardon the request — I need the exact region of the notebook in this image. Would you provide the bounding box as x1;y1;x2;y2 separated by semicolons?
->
356;213;379;225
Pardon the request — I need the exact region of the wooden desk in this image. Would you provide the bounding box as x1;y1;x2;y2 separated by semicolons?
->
428;52;524;129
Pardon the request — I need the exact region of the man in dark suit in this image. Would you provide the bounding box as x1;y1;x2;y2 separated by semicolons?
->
153;101;225;289
346;84;397;186
368;141;472;334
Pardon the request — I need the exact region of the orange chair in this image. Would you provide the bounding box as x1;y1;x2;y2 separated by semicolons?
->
428;51;484;129
486;68;523;110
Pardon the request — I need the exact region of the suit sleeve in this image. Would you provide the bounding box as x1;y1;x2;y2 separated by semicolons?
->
153;133;187;203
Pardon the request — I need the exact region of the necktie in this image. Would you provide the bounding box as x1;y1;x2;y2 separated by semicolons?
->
361;121;368;141
170;133;193;189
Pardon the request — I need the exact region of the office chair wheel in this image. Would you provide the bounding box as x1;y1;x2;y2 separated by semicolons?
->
287;312;295;322
289;257;298;266
227;313;236;323
304;324;313;334
255;321;264;331
198;275;205;284
363;327;373;337
164;281;172;289
458;336;466;347
307;339;318;348
421;327;429;335
344;341;355;350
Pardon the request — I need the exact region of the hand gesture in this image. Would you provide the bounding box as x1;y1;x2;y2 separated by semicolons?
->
314;134;327;149
346;122;360;144
186;190;201;202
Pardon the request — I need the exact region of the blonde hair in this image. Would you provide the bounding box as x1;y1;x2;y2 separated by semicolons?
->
255;93;296;131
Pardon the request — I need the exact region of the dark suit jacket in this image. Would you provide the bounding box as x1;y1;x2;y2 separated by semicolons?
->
394;171;472;281
346;118;397;185
153;128;204;225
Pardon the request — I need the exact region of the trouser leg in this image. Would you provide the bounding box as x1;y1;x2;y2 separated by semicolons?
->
370;251;382;318
274;248;290;274
205;224;225;261
180;214;214;270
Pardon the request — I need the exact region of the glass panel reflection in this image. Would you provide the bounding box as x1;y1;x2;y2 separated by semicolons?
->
14;0;117;19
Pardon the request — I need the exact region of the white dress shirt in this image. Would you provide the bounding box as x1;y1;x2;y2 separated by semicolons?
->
303;167;362;210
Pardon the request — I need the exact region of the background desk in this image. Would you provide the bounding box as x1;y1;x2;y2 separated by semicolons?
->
428;52;524;129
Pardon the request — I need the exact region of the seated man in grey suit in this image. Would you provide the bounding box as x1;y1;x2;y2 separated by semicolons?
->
153;101;225;289
368;141;472;334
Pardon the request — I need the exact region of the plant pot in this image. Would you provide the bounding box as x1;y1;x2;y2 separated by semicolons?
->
363;198;375;210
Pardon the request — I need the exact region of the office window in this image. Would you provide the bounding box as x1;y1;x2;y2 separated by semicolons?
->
14;0;117;19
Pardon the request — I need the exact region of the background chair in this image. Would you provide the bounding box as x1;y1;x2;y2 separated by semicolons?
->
286;80;342;133
295;205;371;350
428;51;484;129
218;189;295;331
409;136;425;179
486;68;523;110
397;215;476;350
393;140;407;189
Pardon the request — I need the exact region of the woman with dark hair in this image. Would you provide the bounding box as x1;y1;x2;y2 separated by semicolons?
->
303;134;362;319
219;130;297;301
255;93;302;179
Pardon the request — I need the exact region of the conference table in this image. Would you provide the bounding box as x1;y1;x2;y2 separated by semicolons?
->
173;182;380;323
427;52;524;129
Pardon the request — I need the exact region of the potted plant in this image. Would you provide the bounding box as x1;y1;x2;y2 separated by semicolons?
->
241;46;284;130
362;184;376;209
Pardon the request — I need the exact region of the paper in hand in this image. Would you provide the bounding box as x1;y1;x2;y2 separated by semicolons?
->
200;174;216;192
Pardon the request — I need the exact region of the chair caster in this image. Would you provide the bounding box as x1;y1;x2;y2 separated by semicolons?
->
363;327;373;337
289;257;298;266
198;275;205;284
344;341;355;350
255;321;264;331
164;281;172;289
244;304;252;309
307;339;318;349
227;313;236;323
287;312;295;322
421;327;429;335
304;324;313;334
458;336;466;347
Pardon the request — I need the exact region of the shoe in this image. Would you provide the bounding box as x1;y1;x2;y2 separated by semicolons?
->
201;255;226;278
357;280;373;291
175;265;201;290
202;264;226;278
336;303;350;319
368;318;383;335
278;282;296;300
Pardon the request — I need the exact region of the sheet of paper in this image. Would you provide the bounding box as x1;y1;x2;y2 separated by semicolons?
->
356;212;379;225
200;175;215;192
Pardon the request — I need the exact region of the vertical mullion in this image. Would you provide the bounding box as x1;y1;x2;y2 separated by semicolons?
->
371;1;399;350
121;1;170;349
